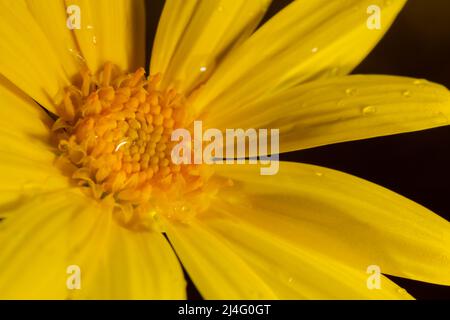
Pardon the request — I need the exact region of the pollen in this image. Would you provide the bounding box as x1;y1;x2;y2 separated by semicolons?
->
52;63;216;229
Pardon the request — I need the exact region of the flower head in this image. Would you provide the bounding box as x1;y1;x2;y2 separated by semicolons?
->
0;0;449;299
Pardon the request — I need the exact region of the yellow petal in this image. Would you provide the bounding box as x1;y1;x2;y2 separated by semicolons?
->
204;75;450;153
0;0;70;112
194;0;406;114
150;0;197;79
68;0;145;73
0;187;185;299
26;0;85;79
82;222;186;300
151;0;272;94
167;216;411;299
213;162;450;287
0;190;107;299
0;77;69;209
166;221;278;299
203;217;412;299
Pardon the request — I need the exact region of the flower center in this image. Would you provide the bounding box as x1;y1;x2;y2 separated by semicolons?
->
52;63;221;229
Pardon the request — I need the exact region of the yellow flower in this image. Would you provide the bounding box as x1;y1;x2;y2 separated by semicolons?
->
0;0;449;299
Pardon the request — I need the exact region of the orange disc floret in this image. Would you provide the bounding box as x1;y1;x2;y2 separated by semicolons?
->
52;63;216;228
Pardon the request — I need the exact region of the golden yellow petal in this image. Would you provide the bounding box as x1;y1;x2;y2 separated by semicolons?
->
0;190;106;299
167;215;412;299
0;188;185;299
205;217;412;299
82;222;186;300
194;0;406;115
26;0;84;78
166;221;278;299
0;77;69;209
204;75;450;152
67;0;145;73
213;162;450;287
151;0;271;94
0;0;70;112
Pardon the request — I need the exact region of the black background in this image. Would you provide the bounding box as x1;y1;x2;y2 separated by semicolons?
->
145;0;450;299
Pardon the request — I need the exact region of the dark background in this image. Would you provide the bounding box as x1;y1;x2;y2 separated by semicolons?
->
145;0;450;299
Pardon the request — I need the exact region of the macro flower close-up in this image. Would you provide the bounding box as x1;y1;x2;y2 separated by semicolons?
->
0;0;449;300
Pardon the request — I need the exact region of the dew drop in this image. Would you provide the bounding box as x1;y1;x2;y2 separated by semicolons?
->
345;88;357;96
68;48;86;63
413;79;427;86
311;47;319;53
173;203;193;215
92;36;97;45
362;105;377;115
402;90;411;98
315;172;323;177
199;66;207;73
330;67;340;76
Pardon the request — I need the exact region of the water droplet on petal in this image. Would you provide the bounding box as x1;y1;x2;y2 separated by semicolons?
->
402;90;411;98
173;203;193;215
330;67;340;76
345;88;357;96
362;105;377;115
337;99;346;107
315;172;323;177
199;66;207;73
311;47;319;53
68;48;86;63
92;36;97;45
413;79;428;87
